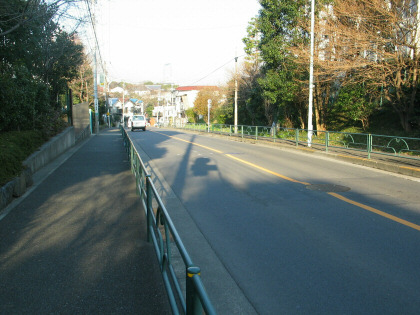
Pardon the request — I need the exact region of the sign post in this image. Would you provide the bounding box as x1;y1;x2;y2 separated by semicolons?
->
207;99;212;133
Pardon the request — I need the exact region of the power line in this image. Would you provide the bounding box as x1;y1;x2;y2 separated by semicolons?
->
84;0;105;74
188;54;246;86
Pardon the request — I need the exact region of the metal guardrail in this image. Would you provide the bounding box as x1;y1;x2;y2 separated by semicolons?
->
175;123;420;162
120;127;216;315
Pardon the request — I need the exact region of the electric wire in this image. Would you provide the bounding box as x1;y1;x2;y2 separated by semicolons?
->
188;54;246;86
84;0;105;74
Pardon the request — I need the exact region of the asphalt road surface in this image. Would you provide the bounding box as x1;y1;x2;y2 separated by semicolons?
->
130;127;420;315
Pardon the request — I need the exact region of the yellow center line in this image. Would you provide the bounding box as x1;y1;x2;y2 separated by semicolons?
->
151;130;420;231
154;131;223;153
328;192;420;231
225;154;311;185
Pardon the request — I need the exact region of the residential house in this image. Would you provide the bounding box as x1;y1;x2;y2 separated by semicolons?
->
110;86;126;94
175;86;219;110
152;86;219;125
108;98;122;114
123;99;144;116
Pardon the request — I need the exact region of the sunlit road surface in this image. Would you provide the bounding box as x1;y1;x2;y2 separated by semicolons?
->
130;127;420;315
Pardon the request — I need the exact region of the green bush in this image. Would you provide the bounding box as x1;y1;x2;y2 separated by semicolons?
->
0;130;45;185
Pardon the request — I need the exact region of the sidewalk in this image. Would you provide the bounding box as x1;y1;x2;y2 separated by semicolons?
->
0;128;171;314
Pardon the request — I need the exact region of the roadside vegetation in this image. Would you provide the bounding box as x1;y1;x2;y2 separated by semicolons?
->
191;0;419;138
1;0;420;186
0;0;87;185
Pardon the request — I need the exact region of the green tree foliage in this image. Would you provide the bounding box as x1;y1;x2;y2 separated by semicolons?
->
193;87;221;123
241;0;308;126
335;83;379;130
242;0;419;133
185;108;196;123
0;0;84;132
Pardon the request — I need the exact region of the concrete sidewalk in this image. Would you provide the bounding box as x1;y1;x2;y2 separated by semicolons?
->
0;128;171;314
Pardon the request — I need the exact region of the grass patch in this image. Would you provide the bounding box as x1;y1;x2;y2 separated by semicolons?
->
0;130;46;186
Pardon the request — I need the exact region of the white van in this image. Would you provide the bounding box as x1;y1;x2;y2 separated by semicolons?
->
131;115;147;131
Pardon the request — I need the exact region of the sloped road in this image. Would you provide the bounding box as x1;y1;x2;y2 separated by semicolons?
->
131;127;420;315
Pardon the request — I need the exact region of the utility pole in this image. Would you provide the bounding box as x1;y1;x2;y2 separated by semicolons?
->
122;82;125;127
307;0;315;147
234;55;238;134
94;49;99;134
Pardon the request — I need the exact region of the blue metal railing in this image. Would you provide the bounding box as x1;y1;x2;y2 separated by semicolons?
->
121;127;216;315
173;123;420;162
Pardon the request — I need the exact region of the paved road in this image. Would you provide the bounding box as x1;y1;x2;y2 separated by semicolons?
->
130;127;420;315
0;129;171;314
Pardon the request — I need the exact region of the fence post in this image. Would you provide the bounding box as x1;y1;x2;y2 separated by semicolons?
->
241;125;244;139
130;143;134;172
368;134;372;159
255;126;258;140
295;129;299;147
146;175;152;242
136;157;141;196
186;266;203;315
325;131;329;153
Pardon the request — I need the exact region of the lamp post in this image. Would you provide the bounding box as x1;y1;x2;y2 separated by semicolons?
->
307;0;315;147
207;99;212;133
234;56;238;134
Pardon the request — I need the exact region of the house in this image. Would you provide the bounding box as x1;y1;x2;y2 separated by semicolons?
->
175;86;219;110
151;86;219;125
123;99;144;116
110;86;126;94
108;98;122;114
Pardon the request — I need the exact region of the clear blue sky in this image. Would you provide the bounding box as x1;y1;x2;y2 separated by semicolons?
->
91;0;261;85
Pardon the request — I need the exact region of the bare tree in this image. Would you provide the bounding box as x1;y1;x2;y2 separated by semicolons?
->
294;0;420;131
0;0;84;37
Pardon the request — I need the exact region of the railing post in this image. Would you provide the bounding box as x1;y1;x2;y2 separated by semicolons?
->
146;175;152;242
273;125;276;143
186;266;203;315
325;131;329;153
295;129;299;147
368;134;372;159
255;126;258;140
130;143;134;172
241;125;244;139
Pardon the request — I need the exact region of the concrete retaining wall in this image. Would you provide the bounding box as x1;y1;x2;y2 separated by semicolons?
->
0;127;76;211
24;127;75;174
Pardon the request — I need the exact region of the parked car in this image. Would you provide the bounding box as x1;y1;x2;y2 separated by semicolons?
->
131;115;147;131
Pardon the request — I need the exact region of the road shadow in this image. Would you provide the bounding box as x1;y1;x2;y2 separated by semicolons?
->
0;129;170;314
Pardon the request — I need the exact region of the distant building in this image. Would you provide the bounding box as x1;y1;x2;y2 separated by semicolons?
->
110;86;126;94
175;86;219;110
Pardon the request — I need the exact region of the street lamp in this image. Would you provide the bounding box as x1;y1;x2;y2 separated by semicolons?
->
234;55;238;134
307;0;315;147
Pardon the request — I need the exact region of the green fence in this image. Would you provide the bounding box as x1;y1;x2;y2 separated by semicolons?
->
121;127;216;315
177;123;420;161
